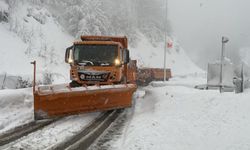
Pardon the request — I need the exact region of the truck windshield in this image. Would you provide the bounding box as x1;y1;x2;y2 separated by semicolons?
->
74;44;118;66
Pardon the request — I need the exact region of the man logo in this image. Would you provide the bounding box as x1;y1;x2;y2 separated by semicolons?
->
80;74;85;79
102;74;108;79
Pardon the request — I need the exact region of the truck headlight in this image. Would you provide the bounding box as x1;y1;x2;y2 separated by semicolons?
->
68;50;73;63
68;58;73;63
114;59;121;66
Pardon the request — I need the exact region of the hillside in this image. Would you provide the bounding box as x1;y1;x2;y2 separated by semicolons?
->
0;0;203;85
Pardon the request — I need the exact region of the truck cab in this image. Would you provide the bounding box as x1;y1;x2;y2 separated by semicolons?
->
65;36;131;87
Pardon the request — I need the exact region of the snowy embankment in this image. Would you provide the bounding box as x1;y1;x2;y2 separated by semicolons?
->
0;1;73;83
0;1;204;84
104;77;250;150
0;88;33;134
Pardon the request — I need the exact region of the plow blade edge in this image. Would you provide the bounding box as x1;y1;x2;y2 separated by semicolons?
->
34;84;137;120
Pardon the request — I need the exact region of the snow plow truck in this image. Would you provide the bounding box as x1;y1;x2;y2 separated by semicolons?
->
33;36;171;120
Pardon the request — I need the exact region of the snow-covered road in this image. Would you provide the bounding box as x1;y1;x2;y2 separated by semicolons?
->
0;88;34;134
2;75;250;150
93;76;250;150
1;113;99;150
0;88;101;150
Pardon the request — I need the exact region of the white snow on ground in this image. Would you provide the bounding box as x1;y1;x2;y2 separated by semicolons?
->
1;112;99;150
150;74;207;89
0;88;33;134
98;76;250;150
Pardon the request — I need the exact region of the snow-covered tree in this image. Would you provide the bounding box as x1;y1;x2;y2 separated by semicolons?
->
55;0;111;37
29;0;171;47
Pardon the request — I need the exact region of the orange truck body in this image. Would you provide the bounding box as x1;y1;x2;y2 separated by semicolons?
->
68;36;136;86
137;68;172;86
34;36;137;120
34;84;136;119
33;36;171;120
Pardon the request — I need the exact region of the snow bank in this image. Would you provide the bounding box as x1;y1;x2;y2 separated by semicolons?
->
0;73;32;89
104;76;250;150
0;88;33;134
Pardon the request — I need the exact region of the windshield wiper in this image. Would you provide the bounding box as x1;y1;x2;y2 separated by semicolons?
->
100;63;110;66
97;61;110;66
79;60;94;66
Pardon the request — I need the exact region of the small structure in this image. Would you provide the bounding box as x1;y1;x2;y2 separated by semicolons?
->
206;59;235;92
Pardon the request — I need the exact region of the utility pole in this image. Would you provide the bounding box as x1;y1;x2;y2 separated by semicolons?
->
163;0;168;82
31;61;36;94
219;36;229;93
241;63;244;92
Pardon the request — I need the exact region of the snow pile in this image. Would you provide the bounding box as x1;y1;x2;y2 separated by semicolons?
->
0;74;19;89
0;88;33;134
0;73;32;89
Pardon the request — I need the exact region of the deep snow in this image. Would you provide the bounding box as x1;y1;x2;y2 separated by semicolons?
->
92;77;250;150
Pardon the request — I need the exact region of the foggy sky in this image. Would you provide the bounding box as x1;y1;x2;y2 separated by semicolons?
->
168;0;250;69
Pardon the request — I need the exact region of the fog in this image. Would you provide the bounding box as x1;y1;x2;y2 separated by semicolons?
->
168;0;250;69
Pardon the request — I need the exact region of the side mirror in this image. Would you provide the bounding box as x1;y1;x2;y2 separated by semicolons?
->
65;46;73;63
123;49;130;64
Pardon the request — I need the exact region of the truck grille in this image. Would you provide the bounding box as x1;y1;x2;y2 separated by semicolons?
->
78;71;110;82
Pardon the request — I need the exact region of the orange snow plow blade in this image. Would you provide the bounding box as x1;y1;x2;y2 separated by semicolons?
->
34;84;137;120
